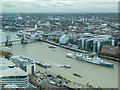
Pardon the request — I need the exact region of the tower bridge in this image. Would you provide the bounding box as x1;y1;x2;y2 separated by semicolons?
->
0;32;42;46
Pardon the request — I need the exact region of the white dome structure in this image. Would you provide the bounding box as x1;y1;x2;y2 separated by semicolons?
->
59;34;70;45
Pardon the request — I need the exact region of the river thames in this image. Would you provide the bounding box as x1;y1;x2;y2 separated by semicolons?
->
0;31;118;88
9;41;118;88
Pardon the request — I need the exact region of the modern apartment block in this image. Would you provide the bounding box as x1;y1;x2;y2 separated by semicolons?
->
78;33;115;53
0;57;29;88
10;55;36;74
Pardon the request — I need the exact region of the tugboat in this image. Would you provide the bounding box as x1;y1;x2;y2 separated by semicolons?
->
66;53;114;68
48;46;56;48
73;73;82;77
60;65;71;68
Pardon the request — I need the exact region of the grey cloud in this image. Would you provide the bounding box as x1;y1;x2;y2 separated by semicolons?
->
2;3;16;7
2;2;118;13
54;2;73;7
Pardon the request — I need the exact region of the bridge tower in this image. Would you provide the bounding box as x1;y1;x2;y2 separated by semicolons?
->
5;33;12;46
37;31;44;41
21;29;27;44
38;34;44;41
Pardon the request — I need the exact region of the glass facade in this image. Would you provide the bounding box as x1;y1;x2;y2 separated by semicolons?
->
0;75;29;88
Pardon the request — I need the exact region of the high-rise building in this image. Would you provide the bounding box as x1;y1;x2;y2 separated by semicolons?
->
77;34;114;53
0;57;29;88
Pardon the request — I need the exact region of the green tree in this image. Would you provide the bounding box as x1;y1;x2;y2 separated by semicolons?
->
0;50;12;59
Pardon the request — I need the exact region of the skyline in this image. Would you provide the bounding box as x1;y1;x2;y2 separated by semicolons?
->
2;1;118;13
1;1;120;89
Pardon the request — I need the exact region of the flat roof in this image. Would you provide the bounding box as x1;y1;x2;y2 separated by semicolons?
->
0;67;28;77
102;45;119;49
0;66;9;71
0;57;15;67
11;55;36;63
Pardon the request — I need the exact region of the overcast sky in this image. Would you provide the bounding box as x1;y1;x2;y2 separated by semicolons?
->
1;0;119;13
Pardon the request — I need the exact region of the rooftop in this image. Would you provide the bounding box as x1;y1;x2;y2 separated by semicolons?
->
11;55;36;64
0;67;28;77
0;57;15;67
0;57;28;77
102;45;119;49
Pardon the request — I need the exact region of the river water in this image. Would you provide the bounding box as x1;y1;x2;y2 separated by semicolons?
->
0;31;118;88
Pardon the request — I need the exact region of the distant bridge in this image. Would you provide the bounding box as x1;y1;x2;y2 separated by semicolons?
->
0;32;62;46
0;38;40;44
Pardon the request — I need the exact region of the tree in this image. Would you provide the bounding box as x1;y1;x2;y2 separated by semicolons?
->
80;47;85;50
89;49;92;52
0;50;12;59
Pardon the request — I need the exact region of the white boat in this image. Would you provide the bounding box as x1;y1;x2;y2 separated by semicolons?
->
36;62;51;68
66;53;114;68
60;64;71;68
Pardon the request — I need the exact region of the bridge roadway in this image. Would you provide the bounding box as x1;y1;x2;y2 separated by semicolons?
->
0;38;40;44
